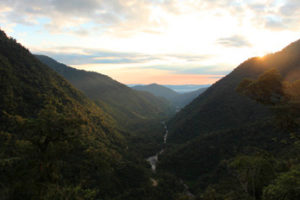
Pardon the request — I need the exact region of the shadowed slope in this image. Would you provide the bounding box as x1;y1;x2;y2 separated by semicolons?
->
36;55;175;133
0;30;151;199
168;39;300;143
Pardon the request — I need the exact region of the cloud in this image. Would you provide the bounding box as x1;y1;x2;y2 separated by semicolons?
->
217;35;251;48
280;0;300;16
2;0;300;86
277;0;300;30
176;65;231;75
72;28;90;36
0;1;115;34
34;47;232;82
229;1;300;32
265;17;286;31
1;0;299;38
33;46;214;66
0;0;171;36
35;50;146;65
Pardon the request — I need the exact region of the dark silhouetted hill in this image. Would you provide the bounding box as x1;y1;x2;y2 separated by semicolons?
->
159;38;300;197
36;55;175;134
168;39;300;143
0;29;154;199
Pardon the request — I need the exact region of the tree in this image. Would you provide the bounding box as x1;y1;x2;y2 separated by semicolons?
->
0;106;95;199
228;155;275;200
237;69;300;200
237;69;300;136
262;166;300;200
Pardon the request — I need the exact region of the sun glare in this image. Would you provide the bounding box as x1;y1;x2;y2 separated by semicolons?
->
3;0;300;85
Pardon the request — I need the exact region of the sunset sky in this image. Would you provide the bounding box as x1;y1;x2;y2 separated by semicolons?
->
1;0;300;84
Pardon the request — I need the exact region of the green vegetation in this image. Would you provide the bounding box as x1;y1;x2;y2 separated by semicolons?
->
160;69;300;199
36;55;174;131
159;39;300;199
167;57;270;143
36;55;175;157
1;28;300;200
0;30;186;199
167;39;300;143
262;166;300;200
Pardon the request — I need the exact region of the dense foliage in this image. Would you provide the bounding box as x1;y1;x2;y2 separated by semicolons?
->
36;55;174;132
0;30;187;200
159;40;300;199
2;28;300;200
168;39;300;143
36;55;176;158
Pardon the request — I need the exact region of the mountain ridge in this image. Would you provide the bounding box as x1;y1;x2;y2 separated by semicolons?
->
168;39;300;143
132;83;179;101
0;29;154;199
132;83;207;109
35;55;175;134
158;38;300;197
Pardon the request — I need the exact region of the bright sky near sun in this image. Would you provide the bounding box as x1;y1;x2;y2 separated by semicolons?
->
1;0;300;84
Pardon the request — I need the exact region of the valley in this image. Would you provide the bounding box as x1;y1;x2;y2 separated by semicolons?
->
132;83;208;109
1;25;300;200
146;121;168;172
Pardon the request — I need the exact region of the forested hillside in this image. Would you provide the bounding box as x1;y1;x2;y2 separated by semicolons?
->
1;27;300;200
159;39;300;200
36;55;177;158
36;55;174;133
168;39;300;143
0;29;192;200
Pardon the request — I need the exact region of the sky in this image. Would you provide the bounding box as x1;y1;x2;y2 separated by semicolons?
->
0;0;300;85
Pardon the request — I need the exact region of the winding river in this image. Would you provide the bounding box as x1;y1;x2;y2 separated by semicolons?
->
146;121;195;198
146;121;168;172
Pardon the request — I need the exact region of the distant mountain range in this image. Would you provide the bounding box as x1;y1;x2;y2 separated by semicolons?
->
163;84;210;93
129;84;210;93
132;84;178;101
132;84;207;109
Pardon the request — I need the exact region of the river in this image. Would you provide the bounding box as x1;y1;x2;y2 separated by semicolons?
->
146;121;168;172
146;121;194;198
